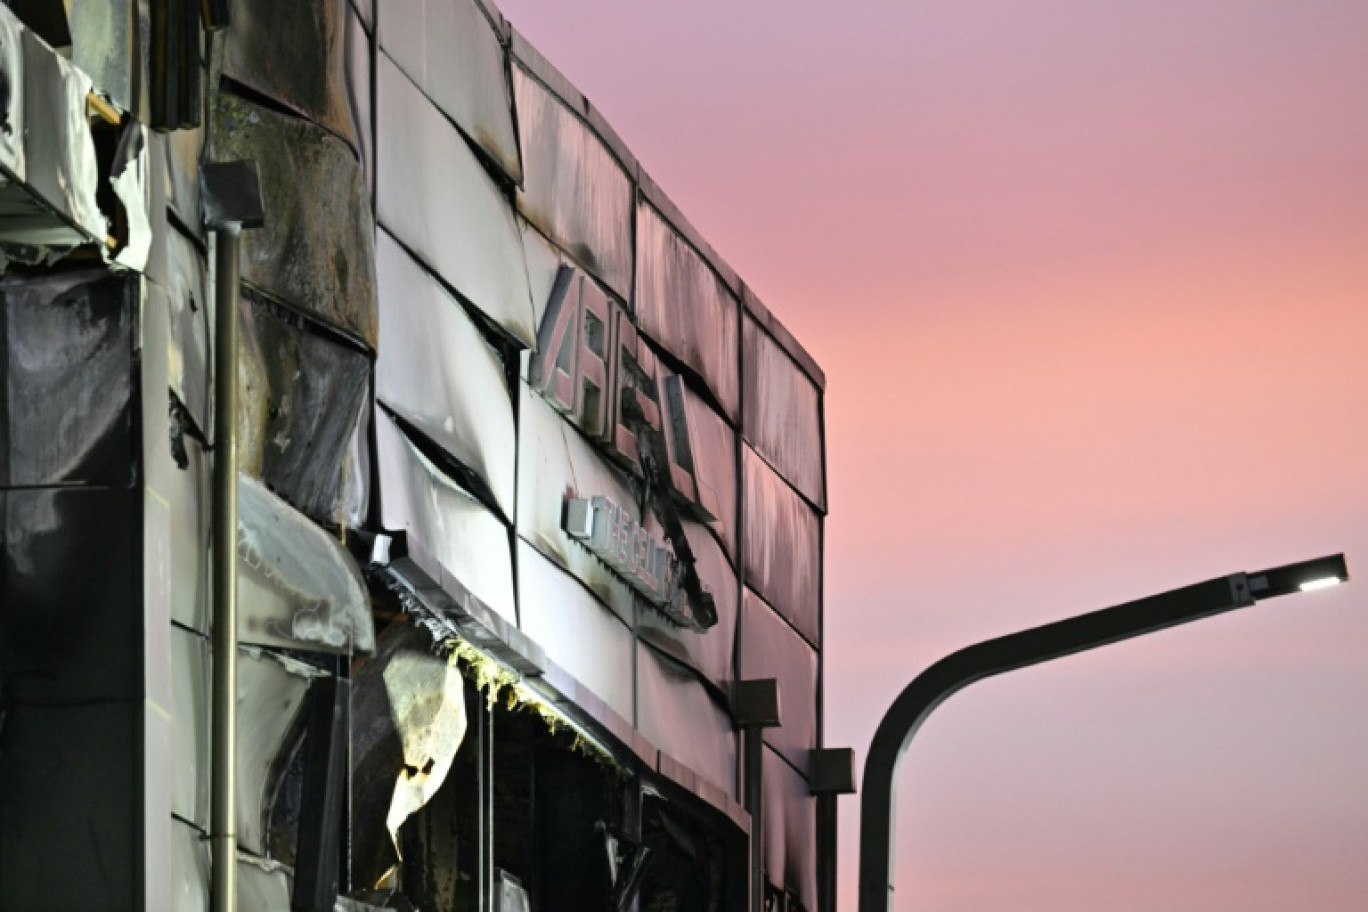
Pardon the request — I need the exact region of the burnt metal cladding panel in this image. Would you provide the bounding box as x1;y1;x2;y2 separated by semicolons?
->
762;744;818;905
377;409;518;625
67;0;136;114
0;271;135;489
515;380;638;623
0;7;23;175
145;229;211;435
237;290;371;526
635;642;737;801
740;587;818;771
209;91;378;346
379;0;521;183
345;7;372;183
172;626;210;830
376;53;536;347
635;200;740;420
517;539;635;724
680;379;739;560
743;315;825;510
636;520;737;693
742;445;820;644
376;230;516;518
222;0;359;150
512;64;634;299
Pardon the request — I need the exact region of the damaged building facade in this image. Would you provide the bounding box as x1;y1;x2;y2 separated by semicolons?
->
0;1;837;910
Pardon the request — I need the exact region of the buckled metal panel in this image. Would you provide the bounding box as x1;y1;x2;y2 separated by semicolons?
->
222;0;359;150
237;474;375;655
519;217;566;343
172;626;210;829
163;126;204;239
762;745;817;906
636;520;737;693
155;229;210;434
379;0;521;183
345;6;372;183
173;815;210;911
0;7;23;177
237;647;325;857
238;854;296;910
740;587;817;771
515;381;638;623
167;437;209;633
209;91;378;345
376;53;536;347
68;0;136;113
0;271;135;489
635;201;740;420
377;231;516;518
635;642;737;801
516;539;635;723
512;64;634;299
742;446;820;644
237;291;371;526
377;409;518;625
680;380;739;559
743;315;825;510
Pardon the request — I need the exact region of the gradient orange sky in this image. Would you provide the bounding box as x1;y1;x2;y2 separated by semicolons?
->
496;2;1368;908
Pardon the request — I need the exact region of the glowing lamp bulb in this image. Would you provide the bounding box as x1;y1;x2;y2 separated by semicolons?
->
1299;577;1342;592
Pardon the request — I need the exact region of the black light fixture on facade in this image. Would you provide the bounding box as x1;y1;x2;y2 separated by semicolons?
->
857;554;1350;912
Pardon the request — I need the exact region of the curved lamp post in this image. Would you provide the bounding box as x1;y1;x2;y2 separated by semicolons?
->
857;553;1350;912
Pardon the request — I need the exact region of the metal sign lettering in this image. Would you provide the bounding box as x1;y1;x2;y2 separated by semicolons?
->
563;495;681;610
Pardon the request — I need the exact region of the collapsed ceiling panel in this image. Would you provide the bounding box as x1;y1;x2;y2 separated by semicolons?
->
744;315;825;510
512;65;634;299
742;446;821;645
209;91;377;346
222;0;359;151
740;587;818;772
376;230;517;519
379;0;521;183
376;53;535;348
635;201;740;421
635;642;737;802
377;409;518;626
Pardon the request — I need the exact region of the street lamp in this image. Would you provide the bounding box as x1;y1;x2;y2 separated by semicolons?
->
857;553;1350;912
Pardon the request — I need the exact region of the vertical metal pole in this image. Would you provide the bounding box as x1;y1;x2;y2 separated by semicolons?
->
210;226;241;912
742;727;764;912
816;793;837;912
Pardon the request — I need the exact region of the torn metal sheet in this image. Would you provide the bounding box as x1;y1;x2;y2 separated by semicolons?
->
68;0;136;114
740;587;818;771
0;700;140;909
678;379;739;560
635;642;737;801
762;745;817;906
376;230;516;518
744;315;825;510
635;201;740;420
376;54;535;347
237;473;376;655
237;645;328;857
382;650;468;853
173;816;210;912
520;217;567;345
209;91;377;345
172;626;210;828
1;487;139;704
743;445;821;645
637;519;737;693
223;0;359;150
109;119;151;271
515;379;639;623
379;0;521;183
0;270;135;488
377;409;518;624
0;7;24;177
512;64;634;299
517;539;636;724
237;289;371;525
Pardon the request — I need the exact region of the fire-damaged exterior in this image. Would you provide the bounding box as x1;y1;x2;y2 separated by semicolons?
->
0;2;829;910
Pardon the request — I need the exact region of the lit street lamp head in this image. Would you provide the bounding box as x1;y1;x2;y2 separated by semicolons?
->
1249;554;1350;600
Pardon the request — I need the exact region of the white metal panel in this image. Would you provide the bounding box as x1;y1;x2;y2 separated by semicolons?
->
171;627;209;829
377;54;535;347
377;230;516;519
635;643;737;801
377;410;518;625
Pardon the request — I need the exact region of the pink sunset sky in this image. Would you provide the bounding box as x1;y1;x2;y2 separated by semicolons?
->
496;1;1368;908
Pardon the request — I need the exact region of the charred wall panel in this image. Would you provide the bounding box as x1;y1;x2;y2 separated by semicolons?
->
740;587;818;772
512;64;634;299
635;642;737;801
742;445;821;645
743;315;825;510
762;745;817;907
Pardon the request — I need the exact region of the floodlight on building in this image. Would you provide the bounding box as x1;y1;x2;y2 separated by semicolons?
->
857;553;1350;912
